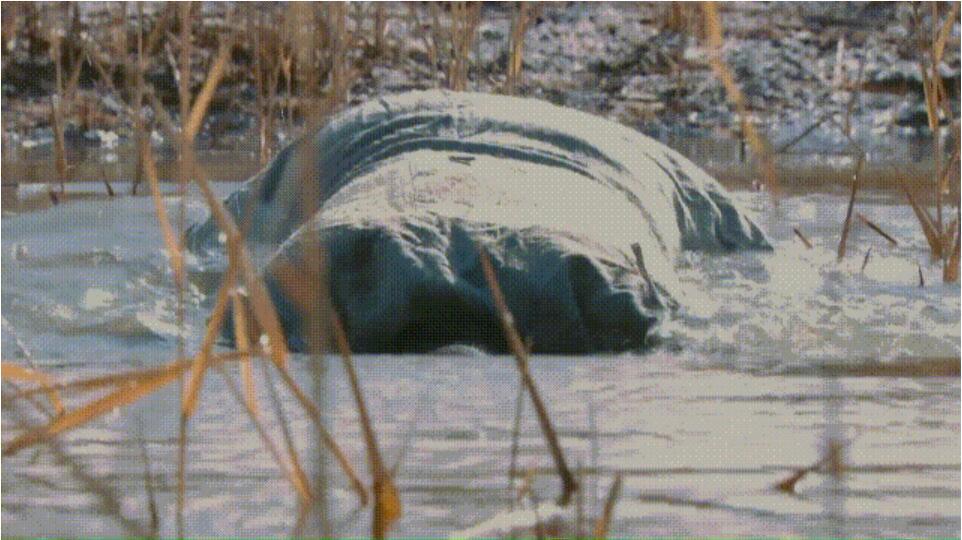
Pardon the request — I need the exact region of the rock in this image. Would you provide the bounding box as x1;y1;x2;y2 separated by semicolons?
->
187;91;770;354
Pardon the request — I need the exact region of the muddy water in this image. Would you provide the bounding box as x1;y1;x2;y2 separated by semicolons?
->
1;182;959;536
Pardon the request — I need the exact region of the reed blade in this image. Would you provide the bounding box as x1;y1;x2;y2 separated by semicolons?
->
232;293;258;411
1;362;64;416
793;227;814;250
593;473;623;539
476;242;578;506
216;364;313;504
183;267;237;418
331;313;401;537
902;185;942;256
4;362;188;455
856;213;898;246
837;154;864;260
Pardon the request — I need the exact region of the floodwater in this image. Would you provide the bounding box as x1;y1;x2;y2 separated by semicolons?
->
1;180;959;537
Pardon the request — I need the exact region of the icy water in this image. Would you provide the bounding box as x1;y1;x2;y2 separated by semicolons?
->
1;182;959;537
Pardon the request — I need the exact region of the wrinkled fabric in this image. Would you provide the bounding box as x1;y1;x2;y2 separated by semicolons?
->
187;91;770;353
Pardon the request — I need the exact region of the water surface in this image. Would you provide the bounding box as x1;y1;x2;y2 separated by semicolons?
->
2;182;959;536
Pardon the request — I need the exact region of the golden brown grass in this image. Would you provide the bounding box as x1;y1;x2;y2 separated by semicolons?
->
504;2;532;95
0;362;64;417
700;1;780;200
477;243;579;506
593;473;623;538
837;155;865;261
905;3;961;280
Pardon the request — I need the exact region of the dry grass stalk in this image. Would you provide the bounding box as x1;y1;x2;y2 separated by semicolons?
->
331;314;401;537
575;463;586;537
248;7;286;166
182;266;238;418
183;39;234;144
593;473;623;539
910;2;960;268
141;133;187;288
902;184;943;256
3;383;154;537
219;362;314;503
504;2;530;95
860;247;872;273
449;2;482;91
775;112;833;155
135;433;161;537
0;362;64;416
923;4;958;240
945;219;960;282
856;213;898;247
45;6;86;200
793;227;813;250
177;157;368;504
939;142;960;227
256;354;315;510
476;243;579;506
325;3;352;113
189;160;291;370
173;6;195;532
373;4;388;57
49;51;66;195
775;437;846;494
662;2;699;35
232;293;257;411
216;362;313;503
408;4;441;87
508;374;526;510
6;353;247;400
836;154;865;260
700;1;779;200
3;359;190;456
630;243;657;297
267;353;369;506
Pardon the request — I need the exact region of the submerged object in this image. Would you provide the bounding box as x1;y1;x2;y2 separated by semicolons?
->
187;91;770;353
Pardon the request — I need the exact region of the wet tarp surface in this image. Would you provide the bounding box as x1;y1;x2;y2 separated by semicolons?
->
188;91;770;353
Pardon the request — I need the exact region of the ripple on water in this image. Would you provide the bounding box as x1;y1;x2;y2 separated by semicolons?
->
0;185;958;536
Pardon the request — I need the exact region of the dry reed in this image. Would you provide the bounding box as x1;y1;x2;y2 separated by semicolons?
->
504;2;530;95
593;473;623;538
793;227;814;250
860;247;873;273
856;213;898;247
903;3;961;281
332;314;401;537
836;154;865;261
700;1;780;200
476;243;579;506
0;362;64;416
775;437;846;494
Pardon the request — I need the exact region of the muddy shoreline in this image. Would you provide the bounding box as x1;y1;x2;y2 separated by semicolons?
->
2;2;958;188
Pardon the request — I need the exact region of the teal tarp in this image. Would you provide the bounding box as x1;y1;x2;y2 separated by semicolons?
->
188;91;770;353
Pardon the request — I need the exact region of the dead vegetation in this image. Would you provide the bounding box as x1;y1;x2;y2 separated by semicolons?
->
1;2;960;537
